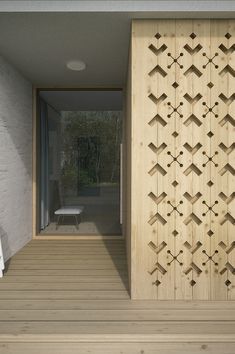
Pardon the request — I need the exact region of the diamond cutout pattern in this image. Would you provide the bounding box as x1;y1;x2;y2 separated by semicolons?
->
153;279;161;286
172;81;179;89
190;280;196;287
207;82;214;89
207;131;214;138
172;131;179;138
172;180;179;187
207;180;214;187
145;21;235;298
225;33;231;39
190;33;197;39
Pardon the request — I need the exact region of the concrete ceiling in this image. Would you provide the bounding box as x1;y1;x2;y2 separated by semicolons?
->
0;13;131;87
40;90;123;111
0;2;234;87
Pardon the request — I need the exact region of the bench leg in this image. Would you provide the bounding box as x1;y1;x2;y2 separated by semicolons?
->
74;215;79;230
56;215;62;230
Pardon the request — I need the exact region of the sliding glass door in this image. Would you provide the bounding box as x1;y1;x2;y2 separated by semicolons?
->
38;90;123;236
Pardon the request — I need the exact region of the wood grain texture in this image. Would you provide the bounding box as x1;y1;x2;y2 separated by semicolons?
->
0;240;234;353
1;343;235;354
131;19;235;300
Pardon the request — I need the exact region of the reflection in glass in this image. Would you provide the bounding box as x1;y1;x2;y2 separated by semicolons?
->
40;108;122;235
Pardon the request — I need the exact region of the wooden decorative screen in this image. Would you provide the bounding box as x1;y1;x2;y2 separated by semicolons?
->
131;20;234;300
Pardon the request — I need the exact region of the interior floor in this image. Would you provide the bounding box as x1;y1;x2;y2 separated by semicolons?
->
41;204;121;235
0;240;234;354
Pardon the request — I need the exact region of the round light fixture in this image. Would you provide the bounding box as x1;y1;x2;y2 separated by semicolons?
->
66;60;86;71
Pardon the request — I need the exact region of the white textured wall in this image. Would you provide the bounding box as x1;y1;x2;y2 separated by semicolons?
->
0;55;32;261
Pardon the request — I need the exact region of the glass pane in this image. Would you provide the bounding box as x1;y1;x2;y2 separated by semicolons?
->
40;104;122;236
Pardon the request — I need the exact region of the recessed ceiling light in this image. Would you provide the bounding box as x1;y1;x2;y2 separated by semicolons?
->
66;60;86;71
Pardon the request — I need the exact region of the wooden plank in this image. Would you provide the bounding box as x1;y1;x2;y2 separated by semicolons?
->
0;275;128;283
157;20;176;300
0;283;127;291
190;20;211;300
210;20;229;300
33;235;124;240
9;257;126;267
21;247;126;251
12;254;126;261
227;19;235;300
0;300;234;311
1;342;235;354
21;240;125;248
16;250;126;255
175;19;193;300
26;239;125;243
6;264;127;270
4;269;127;276
0;321;234;335
23;243;126;248
0;291;130;300
25;240;125;244
131;20;155;298
0;309;234;321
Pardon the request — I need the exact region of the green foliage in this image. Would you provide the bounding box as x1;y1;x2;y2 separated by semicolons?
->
77;169;93;187
61;165;77;189
60;111;122;193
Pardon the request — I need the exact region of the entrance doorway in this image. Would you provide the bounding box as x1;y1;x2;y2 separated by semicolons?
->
37;89;123;236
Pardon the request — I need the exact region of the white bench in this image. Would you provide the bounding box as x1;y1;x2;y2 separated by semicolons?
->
54;206;84;230
0;236;4;278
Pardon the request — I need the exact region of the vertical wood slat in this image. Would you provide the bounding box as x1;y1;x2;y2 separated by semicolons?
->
131;21;158;298
146;20;161;299
157;20;176;300
227;19;235;300
147;20;161;299
210;20;229;300
191;20;211;300
131;19;234;300
175;20;193;300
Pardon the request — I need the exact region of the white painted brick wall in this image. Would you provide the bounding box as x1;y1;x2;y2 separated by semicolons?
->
0;55;32;261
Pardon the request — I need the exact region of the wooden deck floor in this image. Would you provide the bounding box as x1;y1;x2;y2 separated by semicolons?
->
0;239;235;354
